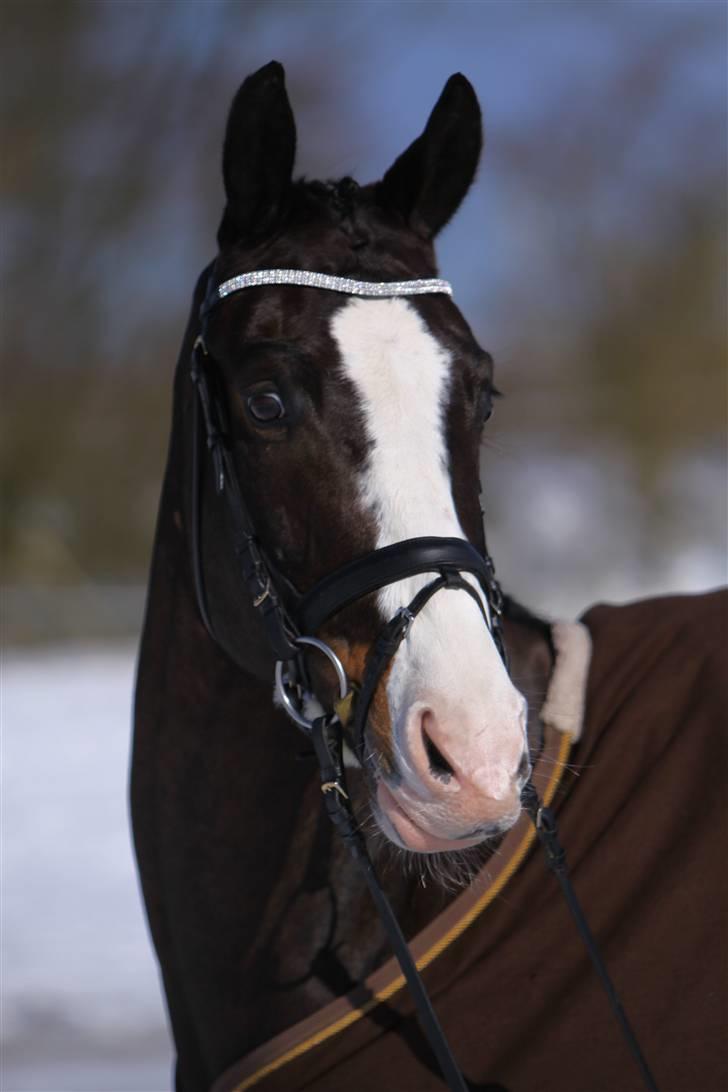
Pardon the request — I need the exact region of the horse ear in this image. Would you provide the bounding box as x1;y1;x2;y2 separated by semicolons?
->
379;74;482;239
217;61;296;248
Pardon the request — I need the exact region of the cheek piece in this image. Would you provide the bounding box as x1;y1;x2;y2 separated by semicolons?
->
189;266;660;1092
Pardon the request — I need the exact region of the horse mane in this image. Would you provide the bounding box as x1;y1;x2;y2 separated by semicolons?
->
502;594;554;652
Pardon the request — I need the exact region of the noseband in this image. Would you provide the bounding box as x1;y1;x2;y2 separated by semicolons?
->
189;267;659;1092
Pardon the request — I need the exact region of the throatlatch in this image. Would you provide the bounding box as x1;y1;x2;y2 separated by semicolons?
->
189;265;660;1092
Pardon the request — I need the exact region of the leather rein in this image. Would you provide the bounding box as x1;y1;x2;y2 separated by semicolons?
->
188;267;659;1092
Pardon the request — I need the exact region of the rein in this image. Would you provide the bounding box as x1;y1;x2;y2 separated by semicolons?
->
189;267;659;1092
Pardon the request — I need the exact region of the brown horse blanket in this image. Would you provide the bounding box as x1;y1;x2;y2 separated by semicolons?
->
213;590;727;1092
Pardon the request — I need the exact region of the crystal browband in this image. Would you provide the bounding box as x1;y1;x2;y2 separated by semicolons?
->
206;269;453;311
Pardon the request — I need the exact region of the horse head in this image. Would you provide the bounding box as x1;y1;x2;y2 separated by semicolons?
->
191;61;529;859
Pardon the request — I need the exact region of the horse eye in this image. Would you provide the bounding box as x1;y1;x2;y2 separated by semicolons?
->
479;382;500;425
246;391;286;423
479;390;494;424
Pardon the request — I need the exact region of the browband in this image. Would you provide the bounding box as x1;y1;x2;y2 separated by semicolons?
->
202;269;452;314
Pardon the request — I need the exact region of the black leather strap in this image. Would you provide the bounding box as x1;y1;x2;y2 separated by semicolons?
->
521;783;660;1092
189;332;300;661
351;573;489;761
190;377;217;644
311;715;469;1092
299;536;495;633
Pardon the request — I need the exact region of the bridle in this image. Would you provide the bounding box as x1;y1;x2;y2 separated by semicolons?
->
191;268;507;740
189;266;659;1092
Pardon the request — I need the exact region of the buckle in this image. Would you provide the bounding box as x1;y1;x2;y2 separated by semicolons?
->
394;606;415;638
252;574;271;608
190;335;208;382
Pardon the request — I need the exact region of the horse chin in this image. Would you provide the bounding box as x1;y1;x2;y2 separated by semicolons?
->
373;781;518;856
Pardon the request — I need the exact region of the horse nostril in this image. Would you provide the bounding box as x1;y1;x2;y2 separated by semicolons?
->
423;724;455;782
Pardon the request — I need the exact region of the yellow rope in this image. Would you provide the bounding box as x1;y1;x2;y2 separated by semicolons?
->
232;732;573;1091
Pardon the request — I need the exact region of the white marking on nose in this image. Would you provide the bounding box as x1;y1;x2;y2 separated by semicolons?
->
331;297;524;796
331;297;455;550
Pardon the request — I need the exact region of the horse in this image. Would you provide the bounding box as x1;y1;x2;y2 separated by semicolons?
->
132;62;727;1092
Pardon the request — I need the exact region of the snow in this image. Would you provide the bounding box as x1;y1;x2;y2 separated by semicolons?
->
1;644;173;1092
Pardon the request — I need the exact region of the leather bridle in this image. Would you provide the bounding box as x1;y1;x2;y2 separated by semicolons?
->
188;266;659;1092
190;268;508;744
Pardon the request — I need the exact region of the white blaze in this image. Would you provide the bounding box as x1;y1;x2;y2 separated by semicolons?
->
331;298;524;795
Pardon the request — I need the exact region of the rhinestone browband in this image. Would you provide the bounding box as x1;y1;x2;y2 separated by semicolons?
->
209;269;453;309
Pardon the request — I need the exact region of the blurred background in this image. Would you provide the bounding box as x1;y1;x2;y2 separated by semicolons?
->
1;1;725;1089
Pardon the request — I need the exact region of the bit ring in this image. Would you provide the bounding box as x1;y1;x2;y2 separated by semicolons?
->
275;636;348;731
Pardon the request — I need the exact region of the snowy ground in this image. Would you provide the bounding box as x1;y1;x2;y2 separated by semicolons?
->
1;645;173;1092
